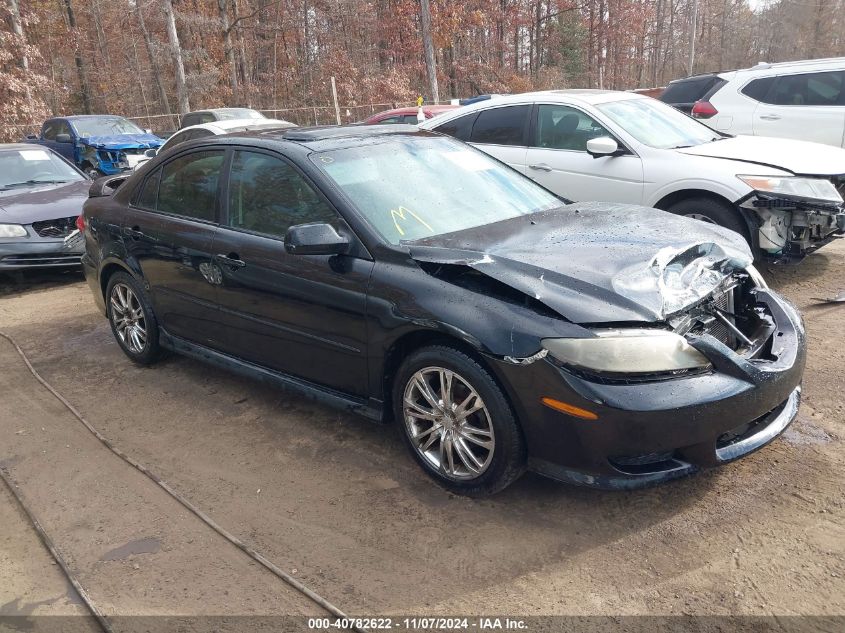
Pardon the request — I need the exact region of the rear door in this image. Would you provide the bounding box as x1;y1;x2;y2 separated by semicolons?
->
210;148;374;396
753;70;845;147
524;103;644;203
123;148;226;346
465;105;531;174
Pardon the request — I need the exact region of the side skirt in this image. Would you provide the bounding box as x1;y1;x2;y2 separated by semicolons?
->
159;328;383;422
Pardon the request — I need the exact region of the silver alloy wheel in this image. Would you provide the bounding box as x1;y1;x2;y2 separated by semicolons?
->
110;283;147;354
403;366;495;480
686;213;717;224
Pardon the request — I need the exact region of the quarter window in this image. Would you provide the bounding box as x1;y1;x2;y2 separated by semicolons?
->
741;77;776;102
469;106;530;146
226;150;336;239
157;150;225;221
533;104;614;151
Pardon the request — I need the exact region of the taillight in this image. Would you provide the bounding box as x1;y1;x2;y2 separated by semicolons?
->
76;214;86;232
691;100;718;119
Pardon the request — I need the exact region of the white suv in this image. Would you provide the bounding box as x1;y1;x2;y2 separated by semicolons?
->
670;58;845;148
420;90;845;260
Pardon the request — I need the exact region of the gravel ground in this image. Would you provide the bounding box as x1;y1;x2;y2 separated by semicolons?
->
0;241;842;627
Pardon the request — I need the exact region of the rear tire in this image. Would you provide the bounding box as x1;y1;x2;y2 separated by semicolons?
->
105;271;162;365
666;196;749;242
393;345;526;496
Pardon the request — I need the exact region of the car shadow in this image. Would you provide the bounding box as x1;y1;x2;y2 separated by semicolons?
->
0;268;85;299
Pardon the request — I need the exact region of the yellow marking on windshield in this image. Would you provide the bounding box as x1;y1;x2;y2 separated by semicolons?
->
390;206;433;236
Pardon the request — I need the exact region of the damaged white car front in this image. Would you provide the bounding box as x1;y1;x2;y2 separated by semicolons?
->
736;173;845;259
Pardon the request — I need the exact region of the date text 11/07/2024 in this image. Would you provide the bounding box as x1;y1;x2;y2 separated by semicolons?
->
307;617;528;630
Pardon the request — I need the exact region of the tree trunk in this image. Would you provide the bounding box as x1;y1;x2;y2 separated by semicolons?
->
162;0;190;114
218;0;239;104
419;0;439;104
133;1;174;129
62;0;92;113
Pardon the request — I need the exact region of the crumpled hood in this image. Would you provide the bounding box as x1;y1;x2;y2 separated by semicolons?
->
406;202;753;324
79;133;164;150
0;180;91;224
677;136;845;176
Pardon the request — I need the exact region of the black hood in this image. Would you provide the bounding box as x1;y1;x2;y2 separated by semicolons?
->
406;202;753;324
0;180;90;224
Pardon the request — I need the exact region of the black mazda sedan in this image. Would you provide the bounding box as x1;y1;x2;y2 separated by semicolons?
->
79;125;805;495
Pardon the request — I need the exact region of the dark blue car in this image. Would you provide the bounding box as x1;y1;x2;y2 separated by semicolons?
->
26;115;164;178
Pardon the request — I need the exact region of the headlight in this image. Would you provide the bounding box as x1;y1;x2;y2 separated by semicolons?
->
737;175;843;204
0;224;27;238
542;329;711;375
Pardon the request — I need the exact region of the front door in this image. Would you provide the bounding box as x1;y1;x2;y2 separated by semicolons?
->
211;148;373;396
123;149;226;346
466;104;531;174
524;103;644;203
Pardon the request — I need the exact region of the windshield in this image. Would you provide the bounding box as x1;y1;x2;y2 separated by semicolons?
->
71;117;145;137
215;109;265;120
0;149;84;188
597;98;722;149
313;136;560;245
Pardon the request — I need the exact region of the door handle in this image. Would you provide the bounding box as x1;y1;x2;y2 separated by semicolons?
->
216;253;246;268
759;114;781;121
123;225;144;240
528;163;553;172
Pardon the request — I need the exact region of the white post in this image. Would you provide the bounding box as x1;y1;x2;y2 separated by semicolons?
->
331;76;341;125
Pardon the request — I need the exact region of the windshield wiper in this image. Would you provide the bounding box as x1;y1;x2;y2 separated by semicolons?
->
3;179;73;187
669;144;694;149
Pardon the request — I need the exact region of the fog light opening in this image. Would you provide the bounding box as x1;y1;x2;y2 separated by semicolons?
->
541;397;598;420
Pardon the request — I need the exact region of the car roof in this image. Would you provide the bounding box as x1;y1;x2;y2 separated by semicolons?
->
0;143;56;152
370;105;457;118
178;118;294;134
62;114;127;120
189;107;262;115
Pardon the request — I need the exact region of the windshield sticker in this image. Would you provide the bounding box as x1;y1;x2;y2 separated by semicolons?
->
442;150;492;172
390;206;433;237
19;150;51;161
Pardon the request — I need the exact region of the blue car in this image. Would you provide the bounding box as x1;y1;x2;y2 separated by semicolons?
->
25;115;164;178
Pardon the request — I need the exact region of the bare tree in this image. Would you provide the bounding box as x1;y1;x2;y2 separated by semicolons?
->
61;0;92;113
419;0;439;104
162;0;189;114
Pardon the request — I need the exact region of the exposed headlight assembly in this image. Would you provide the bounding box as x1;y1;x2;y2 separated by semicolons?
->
0;224;27;238
542;329;711;375
737;175;843;204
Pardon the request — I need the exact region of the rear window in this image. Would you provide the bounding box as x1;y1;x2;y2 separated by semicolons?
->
660;76;722;104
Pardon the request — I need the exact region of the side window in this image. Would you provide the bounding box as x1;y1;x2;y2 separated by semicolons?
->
198;113;216;124
162;130;192;152
533;104;614;152
402;115;421;124
377;116;402;124
766;71;844;106
433;113;478;141
469;106;530;146
157;150;225;221
226;150;336;239
741;77;775;102
42;121;57;141
134;168;161;209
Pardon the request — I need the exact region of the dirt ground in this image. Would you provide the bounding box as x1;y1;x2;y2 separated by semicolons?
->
0;242;843;628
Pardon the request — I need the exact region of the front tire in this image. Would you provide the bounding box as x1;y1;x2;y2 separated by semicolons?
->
666;196;749;242
393;346;526;496
106;271;162;365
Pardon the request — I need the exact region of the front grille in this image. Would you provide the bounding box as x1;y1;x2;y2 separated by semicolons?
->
0;254;82;267
31;216;77;238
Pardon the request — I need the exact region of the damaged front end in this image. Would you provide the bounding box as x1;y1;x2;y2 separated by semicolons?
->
738;175;845;259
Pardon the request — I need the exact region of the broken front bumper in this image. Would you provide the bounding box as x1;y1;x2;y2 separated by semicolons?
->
488;289;805;489
0;228;84;270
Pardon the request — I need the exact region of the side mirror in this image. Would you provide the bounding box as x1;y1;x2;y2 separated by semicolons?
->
586;136;621;158
144;148;158;158
88;174;129;197
55;133;72;143
284;223;349;256
144;128;153;134
25;133;37;139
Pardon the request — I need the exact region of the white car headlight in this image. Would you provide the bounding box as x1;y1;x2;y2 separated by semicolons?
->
542;329;711;375
737;175;843;204
0;224;27;238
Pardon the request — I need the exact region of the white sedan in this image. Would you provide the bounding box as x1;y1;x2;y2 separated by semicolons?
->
134;117;296;169
420;90;845;259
